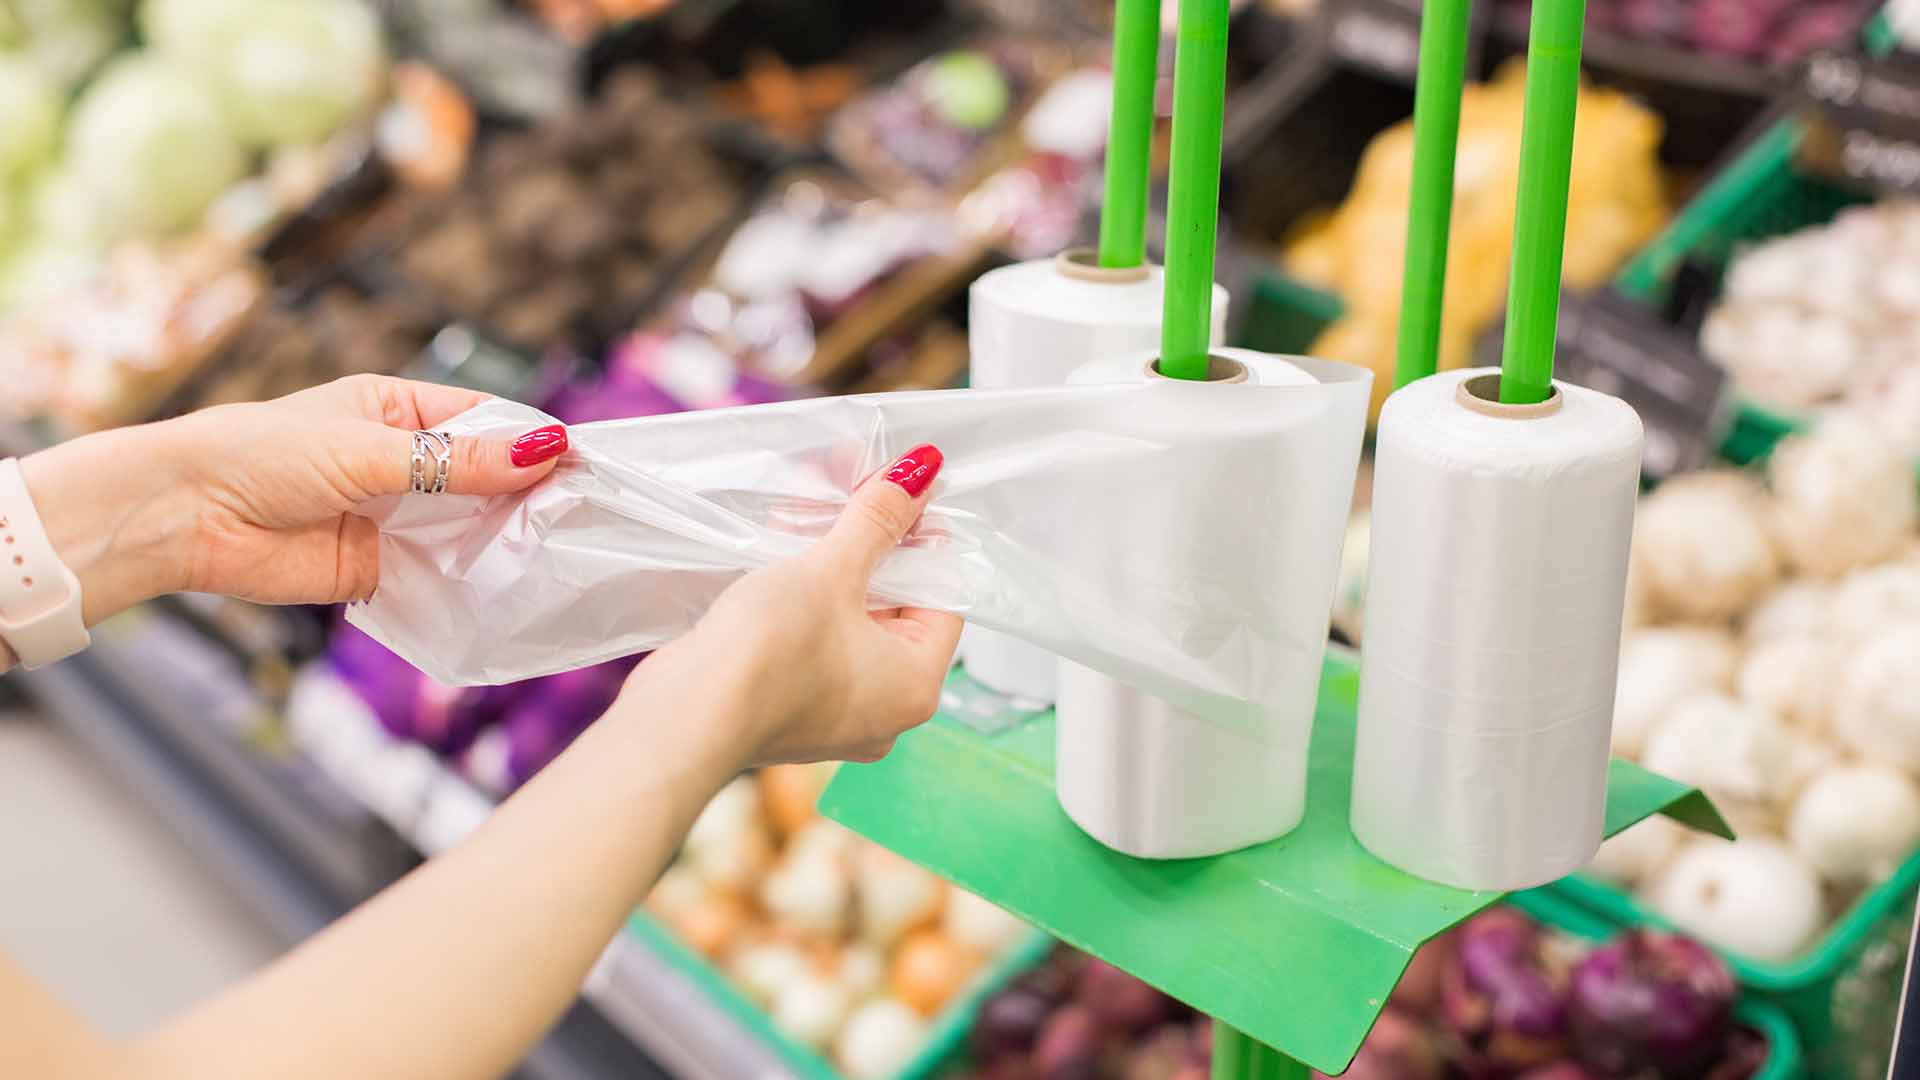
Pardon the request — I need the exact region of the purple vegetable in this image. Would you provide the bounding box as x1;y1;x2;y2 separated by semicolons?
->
1767;3;1860;65
1615;0;1689;41
411;679;522;755
1569;929;1737;1078
1441;909;1570;1072
1312;1009;1443;1080
1516;1066;1605;1080
460;662;632;791
327;624;423;739
1704;1026;1768;1080
1688;0;1772;58
970;985;1052;1062
1076;959;1170;1030
1032;1005;1101;1080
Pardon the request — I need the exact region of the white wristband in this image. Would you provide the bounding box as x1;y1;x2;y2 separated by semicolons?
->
0;458;90;669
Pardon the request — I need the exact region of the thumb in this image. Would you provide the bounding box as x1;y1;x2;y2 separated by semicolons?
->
358;421;570;497
824;443;944;579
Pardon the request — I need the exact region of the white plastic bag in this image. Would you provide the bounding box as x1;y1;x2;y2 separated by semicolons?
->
347;355;1370;720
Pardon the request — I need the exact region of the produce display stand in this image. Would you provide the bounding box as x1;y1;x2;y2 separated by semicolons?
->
822;651;1727;1076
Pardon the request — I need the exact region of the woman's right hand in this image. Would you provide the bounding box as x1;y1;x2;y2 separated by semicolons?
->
635;443;962;767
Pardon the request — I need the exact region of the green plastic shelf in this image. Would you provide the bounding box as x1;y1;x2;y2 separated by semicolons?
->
820;649;1727;1075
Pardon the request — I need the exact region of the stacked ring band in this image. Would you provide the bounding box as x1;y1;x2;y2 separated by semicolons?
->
410;430;453;495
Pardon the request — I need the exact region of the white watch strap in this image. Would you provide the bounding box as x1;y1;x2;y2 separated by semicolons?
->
0;458;90;669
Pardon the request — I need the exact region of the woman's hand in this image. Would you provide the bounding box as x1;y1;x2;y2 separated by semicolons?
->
17;374;567;622
622;443;963;768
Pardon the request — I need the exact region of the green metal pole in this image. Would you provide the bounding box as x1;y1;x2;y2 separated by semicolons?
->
1211;1021;1312;1080
1393;0;1473;391
1159;0;1230;381
1498;0;1586;405
1099;0;1162;269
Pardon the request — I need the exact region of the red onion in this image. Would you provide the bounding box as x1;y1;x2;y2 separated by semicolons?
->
1515;1066;1605;1080
1440;909;1571;1072
1569;929;1737;1078
970;985;1052;1063
1032;1005;1101;1080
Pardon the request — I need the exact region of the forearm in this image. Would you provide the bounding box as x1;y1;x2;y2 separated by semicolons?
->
128;637;754;1080
2;423;198;671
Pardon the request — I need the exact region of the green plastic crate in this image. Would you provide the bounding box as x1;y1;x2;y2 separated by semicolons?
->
1612;119;1872;464
1508;888;1804;1080
1535;850;1918;1079
623;911;1055;1079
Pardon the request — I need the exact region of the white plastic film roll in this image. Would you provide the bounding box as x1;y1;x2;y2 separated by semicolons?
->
1056;348;1356;859
963;253;1227;702
1351;367;1644;890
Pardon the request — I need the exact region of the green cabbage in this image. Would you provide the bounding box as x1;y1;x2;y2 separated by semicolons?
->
0;56;62;183
143;0;387;148
65;54;247;237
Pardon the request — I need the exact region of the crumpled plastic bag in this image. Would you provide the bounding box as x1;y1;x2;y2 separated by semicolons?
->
347;356;1370;720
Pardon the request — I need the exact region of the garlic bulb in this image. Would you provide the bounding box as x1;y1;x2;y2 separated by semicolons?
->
1641;694;1794;813
772;970;853;1050
1769;423;1918;578
1742;580;1834;643
1585;815;1684;886
726;939;813;1007
835;998;928;1079
1611;627;1740;755
1634;474;1779;620
759;847;852;938
1787;763;1920;885
684;778;775;892
1734;635;1834;734
1643;839;1824;962
1834;624;1920;771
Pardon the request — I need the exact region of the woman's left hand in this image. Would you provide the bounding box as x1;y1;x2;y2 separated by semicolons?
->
18;374;568;621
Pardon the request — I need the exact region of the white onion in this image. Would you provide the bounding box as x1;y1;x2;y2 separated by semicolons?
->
1641;694;1795;812
1734;636;1835;735
1643;838;1824;961
1633;474;1779;620
1830;563;1920;645
1787;763;1920;885
1742;580;1834;643
1611;627;1740;756
1585;815;1684;886
854;845;944;948
1833;624;1920;771
726;940;813;1008
1769;422;1918;578
684;778;774;892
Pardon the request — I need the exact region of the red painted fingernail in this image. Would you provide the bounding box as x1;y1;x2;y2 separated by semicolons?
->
510;425;568;467
884;444;942;498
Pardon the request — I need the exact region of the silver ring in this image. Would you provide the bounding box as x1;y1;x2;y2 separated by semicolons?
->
410;430;452;495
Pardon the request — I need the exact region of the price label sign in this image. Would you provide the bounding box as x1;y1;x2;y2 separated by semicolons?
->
1328;0;1424;83
1797;49;1920;195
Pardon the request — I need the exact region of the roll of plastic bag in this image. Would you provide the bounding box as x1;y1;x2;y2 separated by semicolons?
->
1351;367;1643;891
1056;349;1348;858
962;252;1228;703
346;356;1371;731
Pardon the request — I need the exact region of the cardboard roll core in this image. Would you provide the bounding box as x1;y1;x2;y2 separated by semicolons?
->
1055;247;1152;285
1457;372;1565;419
1146;353;1250;384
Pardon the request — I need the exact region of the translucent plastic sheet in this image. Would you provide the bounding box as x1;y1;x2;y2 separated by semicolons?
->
348;356;1371;721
